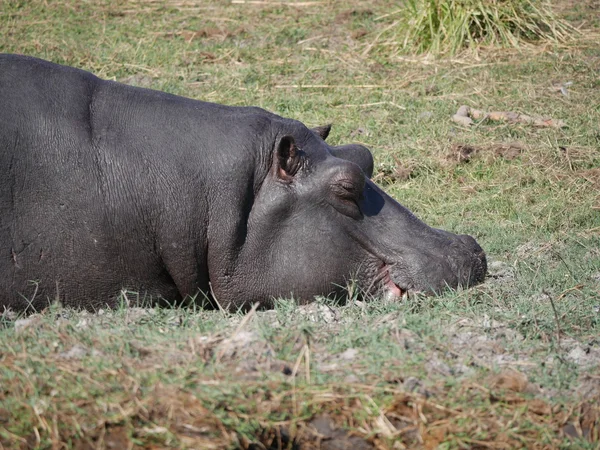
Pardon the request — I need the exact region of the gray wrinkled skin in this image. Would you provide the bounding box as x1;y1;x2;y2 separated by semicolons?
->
0;54;486;312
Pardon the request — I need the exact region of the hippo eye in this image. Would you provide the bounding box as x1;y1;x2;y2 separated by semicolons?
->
336;175;364;201
334;181;358;199
331;180;363;219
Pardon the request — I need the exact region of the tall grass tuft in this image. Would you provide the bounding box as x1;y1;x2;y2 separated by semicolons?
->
400;0;577;55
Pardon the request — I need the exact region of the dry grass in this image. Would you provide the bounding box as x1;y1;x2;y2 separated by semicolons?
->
2;304;600;448
2;320;599;449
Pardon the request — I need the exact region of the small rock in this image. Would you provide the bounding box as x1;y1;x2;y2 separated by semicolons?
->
452;114;473;127
456;105;470;117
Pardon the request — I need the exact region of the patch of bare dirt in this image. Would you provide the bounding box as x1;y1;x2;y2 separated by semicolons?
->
445;142;525;165
447;143;480;163
438;317;527;372
486;260;515;284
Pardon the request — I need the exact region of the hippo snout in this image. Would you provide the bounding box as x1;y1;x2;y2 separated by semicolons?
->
386;230;487;297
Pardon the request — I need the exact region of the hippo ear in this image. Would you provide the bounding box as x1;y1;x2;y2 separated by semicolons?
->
276;135;301;181
311;124;332;141
330;144;374;179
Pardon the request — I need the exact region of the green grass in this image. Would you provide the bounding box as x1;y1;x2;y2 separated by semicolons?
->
1;0;600;448
398;0;578;55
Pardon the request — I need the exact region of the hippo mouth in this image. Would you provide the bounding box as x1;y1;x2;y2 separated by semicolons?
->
378;264;409;300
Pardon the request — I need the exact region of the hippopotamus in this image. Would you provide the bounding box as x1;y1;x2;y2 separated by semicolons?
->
0;54;486;312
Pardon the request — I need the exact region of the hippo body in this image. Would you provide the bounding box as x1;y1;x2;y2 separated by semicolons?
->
0;54;486;312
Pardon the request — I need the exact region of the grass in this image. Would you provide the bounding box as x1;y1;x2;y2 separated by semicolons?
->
398;0;578;56
1;0;600;448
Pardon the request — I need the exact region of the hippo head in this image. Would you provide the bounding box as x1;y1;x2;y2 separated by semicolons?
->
211;121;487;308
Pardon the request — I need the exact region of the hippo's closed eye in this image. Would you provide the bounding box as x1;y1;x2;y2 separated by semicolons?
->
328;165;366;220
332;182;360;205
332;178;364;202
